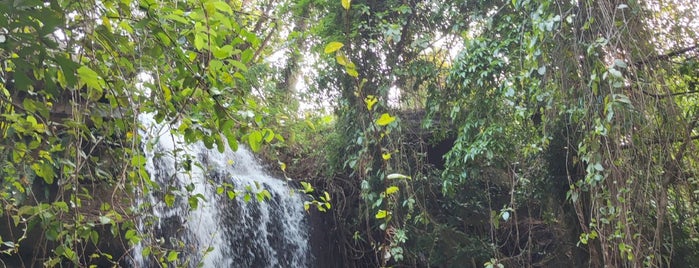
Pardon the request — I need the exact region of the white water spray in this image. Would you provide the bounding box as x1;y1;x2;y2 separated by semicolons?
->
133;115;311;267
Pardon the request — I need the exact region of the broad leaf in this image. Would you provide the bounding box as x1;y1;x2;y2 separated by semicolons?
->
248;131;263;152
385;186;399;195
364;95;378;111
324;42;344;54
341;0;351;10
376;113;395;126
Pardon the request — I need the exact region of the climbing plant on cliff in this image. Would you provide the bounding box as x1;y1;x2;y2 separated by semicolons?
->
431;0;699;266
310;0;485;266
0;0;277;266
310;0;699;267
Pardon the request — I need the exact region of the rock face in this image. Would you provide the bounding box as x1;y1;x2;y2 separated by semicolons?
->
0;183;129;267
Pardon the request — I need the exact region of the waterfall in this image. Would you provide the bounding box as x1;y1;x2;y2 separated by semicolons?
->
133;115;311;267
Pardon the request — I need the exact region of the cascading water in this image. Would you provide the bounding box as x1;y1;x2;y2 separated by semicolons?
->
133;114;311;267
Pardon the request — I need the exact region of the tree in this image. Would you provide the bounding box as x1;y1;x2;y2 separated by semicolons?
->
311;0;699;267
0;0;275;266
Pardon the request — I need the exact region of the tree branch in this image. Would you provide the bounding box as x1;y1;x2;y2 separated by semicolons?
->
642;90;699;98
634;44;699;67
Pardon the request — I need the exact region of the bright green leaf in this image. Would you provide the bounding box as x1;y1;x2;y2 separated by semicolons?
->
336;54;349;66
161;83;172;102
167;251;178;262
31;162;55;184
364;95;378;111
375;210;389;219
213;1;233;14
376;113;396;126
165;14;188;24
165;193;175;207
77;66;103;100
227;190;236;200
131;155;147;166
300;181;314;193
194;33;206;50
229;60;249;72
248;131;263;152
324;42;344;54
382;152;391;160
213;45;233;59
279;162;286;171
385;186;399;195
346;67;359;78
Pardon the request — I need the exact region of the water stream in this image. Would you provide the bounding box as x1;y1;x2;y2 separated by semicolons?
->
133;115;311;267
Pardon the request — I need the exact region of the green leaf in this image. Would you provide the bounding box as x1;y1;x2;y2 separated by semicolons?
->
341;0;351;9
385;186;399;195
364;95;377;111
194;33;207;50
241;48;254;63
167;251;178;262
376;113;396;126
213;1;233;14
336;54;349;66
77;66;103;100
164;193;175;207
131;155;147;166
188;196;199;209
375;210;389;219
346;67;359;78
381;152;391;160
125;229;136;241
248;131;263;152
213;45;233;59
229;59;248;72
31;162;55;184
227;190;236;200
142;246;151;257
53;201;69;212
324;42;344;54
263;129;274;143
161;83;172;102
300;181;314;193
165;14;189;24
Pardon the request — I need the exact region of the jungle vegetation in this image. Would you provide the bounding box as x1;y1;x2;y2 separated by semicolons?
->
0;0;698;267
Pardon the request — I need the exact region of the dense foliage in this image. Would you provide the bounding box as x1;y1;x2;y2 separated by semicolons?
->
0;0;278;266
1;0;698;267
308;0;699;267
